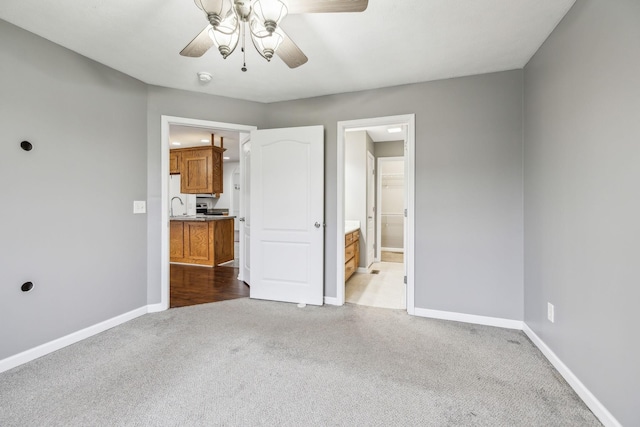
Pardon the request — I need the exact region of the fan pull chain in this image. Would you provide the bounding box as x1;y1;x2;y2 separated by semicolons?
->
241;22;247;72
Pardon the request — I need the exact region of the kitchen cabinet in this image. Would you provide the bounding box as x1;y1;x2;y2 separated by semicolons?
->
170;221;185;258
179;146;224;195
345;229;360;282
169;150;181;175
170;218;234;267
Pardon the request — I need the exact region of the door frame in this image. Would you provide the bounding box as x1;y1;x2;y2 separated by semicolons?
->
238;133;251;283
159;115;257;310
376;156;405;260
336;114;416;315
366;151;375;268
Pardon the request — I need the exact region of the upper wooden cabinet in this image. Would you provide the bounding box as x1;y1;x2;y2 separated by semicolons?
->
178;146;224;194
169;150;181;175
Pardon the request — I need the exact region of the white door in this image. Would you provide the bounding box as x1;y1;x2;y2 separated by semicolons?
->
367;152;375;267
239;136;251;284
250;125;324;305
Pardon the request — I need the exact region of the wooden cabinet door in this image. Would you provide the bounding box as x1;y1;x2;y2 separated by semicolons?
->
181;148;213;194
183;222;211;261
169;151;181;175
170;221;184;258
211;146;224;194
214;218;234;264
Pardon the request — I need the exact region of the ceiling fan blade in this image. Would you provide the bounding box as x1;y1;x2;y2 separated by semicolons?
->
285;0;368;14
180;26;214;57
277;30;308;69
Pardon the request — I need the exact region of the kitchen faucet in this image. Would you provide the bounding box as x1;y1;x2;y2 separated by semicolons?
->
170;196;184;217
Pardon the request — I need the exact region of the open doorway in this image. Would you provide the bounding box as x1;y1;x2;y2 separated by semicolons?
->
159;116;256;310
336;115;415;314
167;124;246;308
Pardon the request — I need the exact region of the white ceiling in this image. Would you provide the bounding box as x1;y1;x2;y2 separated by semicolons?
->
0;0;575;103
170;125;240;162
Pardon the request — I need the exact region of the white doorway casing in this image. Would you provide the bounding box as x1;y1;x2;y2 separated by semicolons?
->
239;134;251;284
336;114;416;314
366;151;375;268
159;116;257;310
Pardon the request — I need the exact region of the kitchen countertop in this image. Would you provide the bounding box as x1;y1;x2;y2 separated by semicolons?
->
170;215;236;222
345;220;361;234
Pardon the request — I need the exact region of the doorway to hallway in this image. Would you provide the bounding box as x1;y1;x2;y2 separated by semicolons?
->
336;114;415;314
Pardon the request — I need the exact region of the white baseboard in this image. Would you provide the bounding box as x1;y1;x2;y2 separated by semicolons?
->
146;302;167;313
414;307;523;330
381;247;404;253
0;305;153;374
356;267;369;274
324;296;341;306
522;324;621;427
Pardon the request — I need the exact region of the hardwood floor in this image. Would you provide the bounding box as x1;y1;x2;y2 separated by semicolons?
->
170;263;249;308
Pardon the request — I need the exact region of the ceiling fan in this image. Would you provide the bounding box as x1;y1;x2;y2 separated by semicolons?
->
180;0;368;70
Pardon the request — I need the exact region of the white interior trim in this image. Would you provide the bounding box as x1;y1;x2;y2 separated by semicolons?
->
146;302;166;313
0;306;148;373
159;116;257;310
414;308;524;330
381;247;404;253
336;114;415;314
522;324;622;427
324;296;340;306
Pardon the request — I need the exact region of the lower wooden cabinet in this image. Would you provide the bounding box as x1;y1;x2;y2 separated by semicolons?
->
345;229;360;282
170;218;234;267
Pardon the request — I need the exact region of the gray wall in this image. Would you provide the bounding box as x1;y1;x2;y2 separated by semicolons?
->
375;140;404;158
0;20;148;359
523;1;640;425
266;71;524;320
146;87;267;303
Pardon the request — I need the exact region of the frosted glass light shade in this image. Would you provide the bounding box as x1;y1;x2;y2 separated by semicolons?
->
195;0;234;28
208;13;240;59
252;0;288;34
250;27;284;61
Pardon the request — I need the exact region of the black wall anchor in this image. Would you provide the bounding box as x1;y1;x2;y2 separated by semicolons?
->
21;282;34;292
20;141;33;151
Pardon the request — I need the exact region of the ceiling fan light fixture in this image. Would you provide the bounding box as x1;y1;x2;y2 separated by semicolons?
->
182;0;368;68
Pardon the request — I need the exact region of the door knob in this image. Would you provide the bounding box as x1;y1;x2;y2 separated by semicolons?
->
239;217;245;222
314;222;321;228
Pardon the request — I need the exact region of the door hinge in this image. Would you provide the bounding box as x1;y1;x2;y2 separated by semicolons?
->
404;208;407;217
404;275;407;284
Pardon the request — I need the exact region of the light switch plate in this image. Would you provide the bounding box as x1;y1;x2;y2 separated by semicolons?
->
133;200;146;214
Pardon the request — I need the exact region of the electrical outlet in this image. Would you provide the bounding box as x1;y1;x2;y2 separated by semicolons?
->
547;302;555;323
133;200;146;214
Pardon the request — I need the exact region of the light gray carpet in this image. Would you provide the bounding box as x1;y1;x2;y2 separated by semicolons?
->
0;299;600;426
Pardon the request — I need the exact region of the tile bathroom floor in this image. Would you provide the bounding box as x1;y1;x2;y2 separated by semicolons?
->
345;260;406;310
